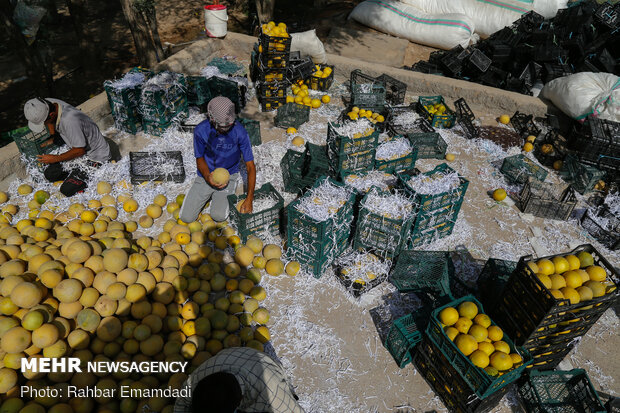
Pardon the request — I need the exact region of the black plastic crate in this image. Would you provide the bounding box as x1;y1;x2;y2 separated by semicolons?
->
387;104;434;136
476;258;517;312
533;129;568;167
580;207;619;251
305;64;334;91
467;49;492;74
489;43;513;63
256;80;288;100
376;73;407;105
258;32;292;55
518;178;577;221
480;66;509;89
588;116;620;148
414;338;513;413
254;63;287;83
258;96;286;112
350;69;387;108
517;369;606;413
286;56;314;82
454;98;478;139
543;63;573;83
129;151;185;184
512;11;545;33
409;61;444;75
594;48;616;73
489;27;523;47
510;111;541;138
489;244;619;349
594;2;619;28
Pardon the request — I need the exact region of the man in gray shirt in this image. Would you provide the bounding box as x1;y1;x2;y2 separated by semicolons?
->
24;97;111;196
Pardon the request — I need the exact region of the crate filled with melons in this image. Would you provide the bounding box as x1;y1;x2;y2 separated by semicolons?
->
427;296;532;399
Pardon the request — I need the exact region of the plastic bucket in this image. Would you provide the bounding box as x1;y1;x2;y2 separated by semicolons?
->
204;5;228;38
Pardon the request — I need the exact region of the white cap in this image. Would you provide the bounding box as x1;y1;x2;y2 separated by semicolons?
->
24;98;49;133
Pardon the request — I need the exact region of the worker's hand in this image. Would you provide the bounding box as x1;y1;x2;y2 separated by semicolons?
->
37;154;57;164
240;198;253;214
206;173;226;189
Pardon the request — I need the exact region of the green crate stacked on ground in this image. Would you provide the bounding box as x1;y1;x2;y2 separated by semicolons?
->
517;177;577;221
286;177;356;277
274;103;310;129
374;135;419;174
408;132;447;159
207;76;246;113
140;71;188;136
384;313;423;368
305;64;334;91
326;121;379;178
350;69;386;111
280;149;312;193
353;188;415;258
476;258;517;313
185;75;211;106
303;143;332;179
238;117;261;146
500;154;548;184
414;337;515;413
6;126;58;170
427;295;533;399
390;250;455;299
517;369;606;413
227;183;284;242
418;96;457;128
400;163;469;247
559;154;606;194
104;70;150;135
488;244;619;370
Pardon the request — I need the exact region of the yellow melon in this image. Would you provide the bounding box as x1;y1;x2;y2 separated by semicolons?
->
96;316;121;341
235;246;254;267
211;168;230;186
97;182;112;194
1;326;31;353
265;259;284;276
262;244;282;260
11;282;42;309
103;249;128;272
32;323;59;348
246;236;263;254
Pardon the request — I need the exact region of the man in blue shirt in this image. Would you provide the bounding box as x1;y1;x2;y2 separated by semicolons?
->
180;97;256;223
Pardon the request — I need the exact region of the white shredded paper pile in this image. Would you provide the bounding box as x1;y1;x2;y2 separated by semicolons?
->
344;171;397;193
407;170;460;195
331;119;374;139
335;251;391;285
375;137;412;161
105;71;146;90
362;189;414;220
392;110;420;127
295;179;353;222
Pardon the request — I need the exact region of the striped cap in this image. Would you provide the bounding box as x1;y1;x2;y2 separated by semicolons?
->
208;96;235;128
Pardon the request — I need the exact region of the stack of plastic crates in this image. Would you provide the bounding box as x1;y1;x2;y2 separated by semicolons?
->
286;177;356;277
352;187;416;259
400;164;469;247
252;27;292;112
185;75;211;106
488;244;619;370
569;115;619;178
326;121;379;178
349;69;386;112
104;69;151;134
140;71;188;136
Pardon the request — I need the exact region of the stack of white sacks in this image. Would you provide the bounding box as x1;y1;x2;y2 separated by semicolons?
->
349;0;568;50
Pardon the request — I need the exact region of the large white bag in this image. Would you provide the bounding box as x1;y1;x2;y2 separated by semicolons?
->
400;0;527;37
541;72;620;122
503;0;568;19
349;0;478;50
291;30;327;64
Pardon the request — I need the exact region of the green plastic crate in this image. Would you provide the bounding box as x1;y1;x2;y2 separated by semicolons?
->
408;132;447;160
518;369;606;413
239;117;261;146
207;76;246;113
303;143;331;178
141;94;188;124
407;217;457;248
328;148;376;178
374;137;419;174
418;96;456;128
500;154;548;184
353;188;415;258
228;182;283;242
350;69;386;109
390;250;454;296
9;126;57;160
400;163;469;215
274;103;310;129
476;258;517;312
280;149;311;193
186;75;212;106
286;177;355;277
384;313;423;368
287;231;349;278
559;154;606;194
327;122;379;156
427;295;532;399
112;115;143;135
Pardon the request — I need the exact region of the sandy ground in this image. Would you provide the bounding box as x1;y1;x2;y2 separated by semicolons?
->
1;49;619;412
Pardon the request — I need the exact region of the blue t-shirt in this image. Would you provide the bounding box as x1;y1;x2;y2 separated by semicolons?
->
194;119;254;177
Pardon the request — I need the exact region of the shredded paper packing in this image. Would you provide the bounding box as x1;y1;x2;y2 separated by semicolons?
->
295;179;353;222
375;137;412;161
362;189;414;220
408;171;460;195
344;171;397;193
106;71;146;90
335;251;391;285
392;110;420;127
331;119;374;139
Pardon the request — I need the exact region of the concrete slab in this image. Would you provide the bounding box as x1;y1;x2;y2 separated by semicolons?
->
324;26;409;68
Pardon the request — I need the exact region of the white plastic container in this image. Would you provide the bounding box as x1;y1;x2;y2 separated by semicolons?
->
204;4;228;38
